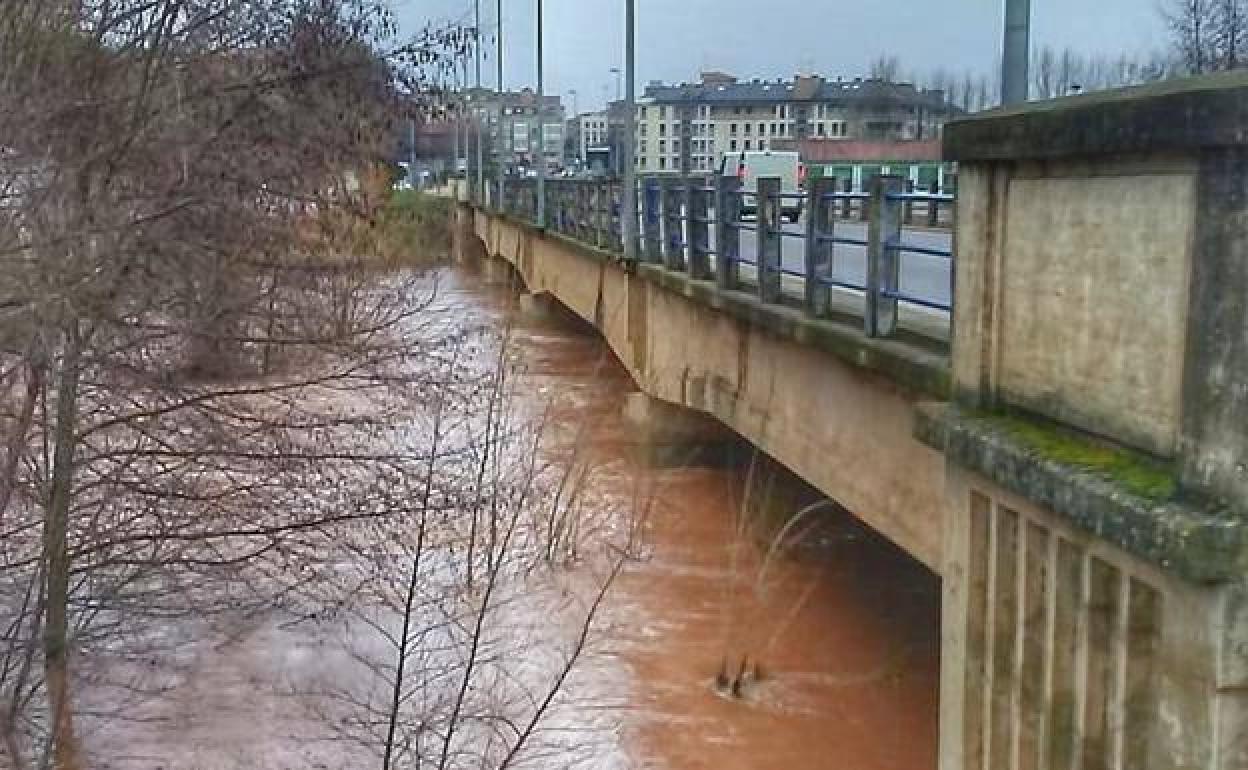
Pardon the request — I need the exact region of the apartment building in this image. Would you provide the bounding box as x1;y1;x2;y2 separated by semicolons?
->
463;87;566;173
634;71;959;175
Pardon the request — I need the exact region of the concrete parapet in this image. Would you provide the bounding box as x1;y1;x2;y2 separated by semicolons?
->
942;73;1248;770
945;69;1248;515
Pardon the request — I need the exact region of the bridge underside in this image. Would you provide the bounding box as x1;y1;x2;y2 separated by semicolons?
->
468;208;948;573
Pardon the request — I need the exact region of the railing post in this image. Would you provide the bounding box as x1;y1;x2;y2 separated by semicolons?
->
642;178;662;262
594;180;607;248
804;176;835;316
715;175;741;290
688;178;711;280
866;175;904;337
903;178;915;226
841;177;853;220
660;178;684;271
756;176;782;304
928;180;941;228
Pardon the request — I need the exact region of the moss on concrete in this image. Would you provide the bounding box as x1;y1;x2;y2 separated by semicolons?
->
917;403;1248;584
988;414;1178;503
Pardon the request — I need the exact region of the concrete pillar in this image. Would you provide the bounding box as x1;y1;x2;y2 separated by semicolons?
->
517;291;554;321
480;254;513;285
621;392;739;466
452;204;487;264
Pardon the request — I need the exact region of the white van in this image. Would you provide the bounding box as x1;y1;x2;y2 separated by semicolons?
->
720;150;805;223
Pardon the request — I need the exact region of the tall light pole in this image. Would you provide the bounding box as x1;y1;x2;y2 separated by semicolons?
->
1001;0;1031;105
496;0;505;205
475;0;484;195
568;89;579;167
621;0;637;260
535;0;546;227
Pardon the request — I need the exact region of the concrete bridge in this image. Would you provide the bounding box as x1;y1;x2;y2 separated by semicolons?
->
454;72;1248;770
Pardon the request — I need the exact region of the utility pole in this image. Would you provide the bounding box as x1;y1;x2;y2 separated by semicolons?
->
408;116;416;189
461;55;470;176
475;0;484;195
496;0;505;205
621;0;637;260
452;66;461;177
535;0;546;227
1001;0;1031;105
568;89;579;167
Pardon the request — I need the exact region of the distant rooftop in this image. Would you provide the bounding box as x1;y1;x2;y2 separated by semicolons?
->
641;72;957;112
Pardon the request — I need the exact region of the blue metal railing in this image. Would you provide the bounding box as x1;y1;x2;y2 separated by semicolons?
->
474;172;955;341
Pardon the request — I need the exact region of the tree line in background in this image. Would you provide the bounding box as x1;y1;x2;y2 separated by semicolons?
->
871;0;1248;113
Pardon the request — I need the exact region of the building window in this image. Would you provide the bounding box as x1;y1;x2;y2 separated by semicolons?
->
659;124;667;137
758;123;766;134
730;123;738;135
660;157;667;169
659;106;667;119
640;124;647;136
817;123;826;137
744;140;752;150
758;140;766;151
769;123;777;135
744;123;751;135
730;139;738;151
659;139;666;152
640;140;647;153
733;106;741;115
673;139;680;151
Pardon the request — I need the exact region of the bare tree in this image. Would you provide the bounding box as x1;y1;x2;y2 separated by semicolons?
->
1166;0;1220;73
0;2;485;767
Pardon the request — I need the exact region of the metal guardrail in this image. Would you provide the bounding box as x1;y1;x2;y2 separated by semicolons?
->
473;172;955;341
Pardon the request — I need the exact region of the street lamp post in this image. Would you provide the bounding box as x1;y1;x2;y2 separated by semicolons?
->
496;0;505;205
475;0;484;196
568;89;579;167
535;0;546;227
621;0;637;260
1002;0;1031;105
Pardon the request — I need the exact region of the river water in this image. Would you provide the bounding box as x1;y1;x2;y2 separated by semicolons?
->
453;265;942;770
78;263;940;770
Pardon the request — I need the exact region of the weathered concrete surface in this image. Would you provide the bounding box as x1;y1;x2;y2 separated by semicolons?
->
950;156;1197;457
939;464;1248;770
468;210;948;572
1181;148;1248;510
916;403;1248;585
1000;164;1195;455
947;72;1248;512
943;70;1248;162
943;74;1248;770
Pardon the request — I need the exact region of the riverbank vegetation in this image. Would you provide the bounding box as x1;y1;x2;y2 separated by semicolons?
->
0;3;626;769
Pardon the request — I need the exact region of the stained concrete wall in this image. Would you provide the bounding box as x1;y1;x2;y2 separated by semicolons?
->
952;156;1197;457
947;70;1248;508
469;211;948;572
940;467;1248;770
940;71;1248;770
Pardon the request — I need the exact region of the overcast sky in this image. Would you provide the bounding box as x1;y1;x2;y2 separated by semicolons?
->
394;0;1169;112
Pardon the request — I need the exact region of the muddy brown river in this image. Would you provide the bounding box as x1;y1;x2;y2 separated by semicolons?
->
81;264;940;770
457;265;942;770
